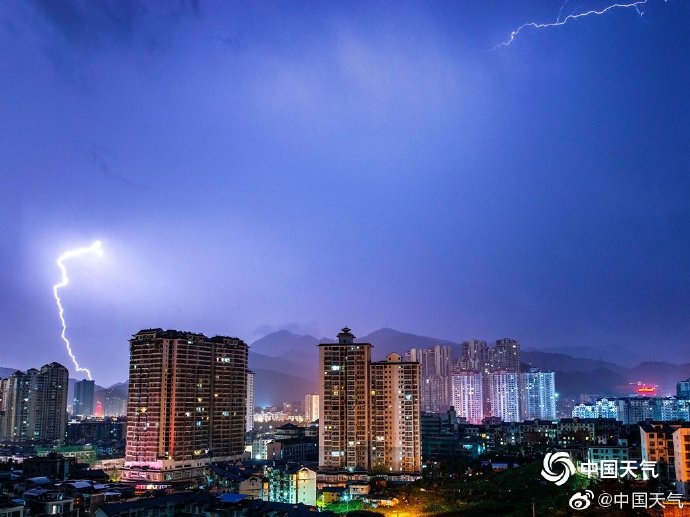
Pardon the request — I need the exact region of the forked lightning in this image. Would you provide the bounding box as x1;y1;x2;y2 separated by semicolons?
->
498;1;651;47
52;240;103;380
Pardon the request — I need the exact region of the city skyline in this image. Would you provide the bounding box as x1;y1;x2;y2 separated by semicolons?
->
3;1;690;387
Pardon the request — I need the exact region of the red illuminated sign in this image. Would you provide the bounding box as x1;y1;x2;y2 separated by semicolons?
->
637;387;655;393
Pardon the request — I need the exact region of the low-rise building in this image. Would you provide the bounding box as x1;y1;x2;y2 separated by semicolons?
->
586;445;629;465
95;492;214;517
264;464;317;506
22;453;76;481
266;438;318;462
22;489;74;517
0;498;27;517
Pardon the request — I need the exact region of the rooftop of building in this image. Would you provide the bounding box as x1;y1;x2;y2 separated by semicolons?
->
0;498;24;510
319;327;372;346
96;492;214;516
271;438;318;446
241;500;332;516
276;423;300;430
639;421;686;433
370;353;420;365
131;328;246;345
267;463;316;475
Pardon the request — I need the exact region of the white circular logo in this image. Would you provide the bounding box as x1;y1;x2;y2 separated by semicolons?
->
541;451;576;486
569;490;594;510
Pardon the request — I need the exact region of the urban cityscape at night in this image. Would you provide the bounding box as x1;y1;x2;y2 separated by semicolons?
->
2;1;690;515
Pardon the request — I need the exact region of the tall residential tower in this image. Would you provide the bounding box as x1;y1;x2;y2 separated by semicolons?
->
370;353;421;472
122;329;248;486
319;328;421;474
404;345;452;413
319;327;371;471
73;379;95;417
0;362;69;443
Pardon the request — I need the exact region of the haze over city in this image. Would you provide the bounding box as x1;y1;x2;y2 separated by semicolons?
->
2;0;690;387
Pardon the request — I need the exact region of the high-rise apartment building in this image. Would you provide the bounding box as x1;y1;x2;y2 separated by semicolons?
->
450;371;484;424
520;370;556;421
370;353;421;473
0;377;8;415
571;398;619;419
304;394;319;423
319;327;371;471
40;363;69;442
678;378;690;400
123;329;248;485
459;340;489;372
405;346;452;413
488;371;521;423
73;379;95;417
2;368;40;442
0;362;69;443
246;370;255;433
319;328;422;474
458;338;521;417
491;338;521;372
617;397;654;425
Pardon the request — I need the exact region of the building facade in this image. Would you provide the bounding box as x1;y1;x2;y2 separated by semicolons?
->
370;353;421;473
304;393;319;423
0;362;69;443
404;345;452;413
246;370;255;433
264;464;317;506
319;328;371;471
640;422;679;481
672;425;690;497
450;371;483;424
457;338;523;419
617;397;654;425
122;328;248;485
73;379;95;417
318;328;422;474
488;372;521;423
491;339;521;372
458;340;489;372
520;370;556;421
572;398;619;420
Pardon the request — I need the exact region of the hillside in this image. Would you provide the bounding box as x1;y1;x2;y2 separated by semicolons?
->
521;351;628;375
359;328;457;360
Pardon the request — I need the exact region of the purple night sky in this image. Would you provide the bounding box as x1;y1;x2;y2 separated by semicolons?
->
1;1;689;386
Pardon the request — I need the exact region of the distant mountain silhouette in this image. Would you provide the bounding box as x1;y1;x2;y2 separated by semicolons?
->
554;369;629;398
250;330;333;368
96;381;128;397
358;328;457;360
250;350;317;381
521;351;628;375
526;344;650;368
624;362;690;396
0;367;20;379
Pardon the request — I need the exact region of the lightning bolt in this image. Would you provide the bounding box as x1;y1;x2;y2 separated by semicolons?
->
497;1;650;48
52;240;103;380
